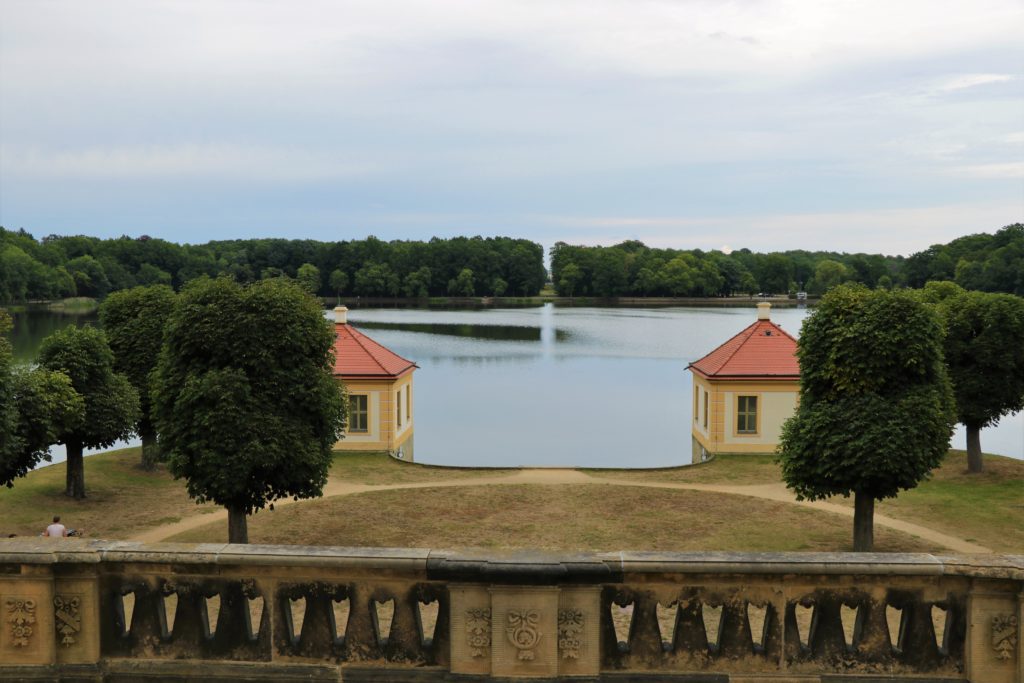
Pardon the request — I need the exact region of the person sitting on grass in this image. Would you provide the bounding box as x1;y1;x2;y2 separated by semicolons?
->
43;516;68;538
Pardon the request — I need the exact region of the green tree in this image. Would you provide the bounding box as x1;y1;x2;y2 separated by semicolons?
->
447;268;475;297
329;268;349;299
490;277;508;297
354;262;399;297
297;262;321;295
402;266;431;298
738;272;759;296
0;311;83;487
939;291;1024;473
0;311;17;473
66;255;111;298
808;259;848;295
99;285;178;469
660;256;696;297
777;285;955;551
137;263;173;287
592;250;628;297
1;367;84;487
151;278;346;543
37;326;140;499
757;254;794;295
558;263;583;298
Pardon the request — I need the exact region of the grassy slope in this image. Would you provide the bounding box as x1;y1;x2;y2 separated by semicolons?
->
1;448;1018;553
589;451;1023;553
872;451;1024;553
168;484;935;553
0;448;214;538
585;452;782;484
0;450;510;538
329;452;516;485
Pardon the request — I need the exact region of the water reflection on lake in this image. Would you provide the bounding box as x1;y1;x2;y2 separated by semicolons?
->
5;304;1021;468
342;305;1022;466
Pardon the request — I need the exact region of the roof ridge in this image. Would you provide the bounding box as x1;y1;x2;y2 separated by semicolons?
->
344;325;391;375
712;320;759;373
767;319;798;343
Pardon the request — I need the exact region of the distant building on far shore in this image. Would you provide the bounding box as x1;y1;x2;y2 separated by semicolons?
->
687;303;800;461
332;306;417;460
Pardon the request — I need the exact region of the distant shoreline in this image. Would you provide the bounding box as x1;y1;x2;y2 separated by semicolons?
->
331;295;817;309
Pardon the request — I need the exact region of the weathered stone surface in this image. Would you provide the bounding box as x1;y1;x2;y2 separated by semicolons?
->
0;540;1020;679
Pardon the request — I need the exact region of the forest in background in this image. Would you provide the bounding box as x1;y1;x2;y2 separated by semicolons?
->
551;223;1023;298
0;223;1021;305
0;233;546;303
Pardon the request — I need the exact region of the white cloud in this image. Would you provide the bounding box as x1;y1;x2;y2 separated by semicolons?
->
540;202;1024;255
3;144;373;181
933;73;1016;93
954;162;1024;179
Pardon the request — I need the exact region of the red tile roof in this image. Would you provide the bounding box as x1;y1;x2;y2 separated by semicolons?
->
688;319;799;380
332;323;417;379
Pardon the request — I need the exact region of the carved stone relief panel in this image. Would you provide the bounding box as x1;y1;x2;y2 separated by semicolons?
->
54;596;81;647
0;578;56;665
466;607;491;658
448;584;492;676
966;591;1019;683
7;597;36;647
557;586;601;677
991;613;1017;661
490;586;558;679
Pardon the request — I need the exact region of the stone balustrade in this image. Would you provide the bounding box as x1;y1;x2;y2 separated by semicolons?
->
0;539;1020;682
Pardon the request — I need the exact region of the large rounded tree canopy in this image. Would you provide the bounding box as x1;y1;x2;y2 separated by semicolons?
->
152;277;346;517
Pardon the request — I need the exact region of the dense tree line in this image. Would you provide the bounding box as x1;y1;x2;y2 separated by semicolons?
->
903;224;1024;294
1;224;1020;305
0;231;546;303
551;223;1024;298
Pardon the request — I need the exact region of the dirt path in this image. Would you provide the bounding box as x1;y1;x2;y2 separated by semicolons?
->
131;468;992;553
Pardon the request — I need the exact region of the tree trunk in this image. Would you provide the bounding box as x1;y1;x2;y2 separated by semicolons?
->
853;492;874;552
965;422;983;473
139;419;159;470
227;507;249;544
65;441;86;500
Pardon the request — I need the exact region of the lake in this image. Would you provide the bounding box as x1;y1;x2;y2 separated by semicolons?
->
6;304;1023;468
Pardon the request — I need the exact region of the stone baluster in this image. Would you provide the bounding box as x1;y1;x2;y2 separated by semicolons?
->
380;585;424;662
671;595;709;656
100;578;161;657
807;592;848;661
889;590;940;668
626;589;666;663
715;596;754;658
851;594;893;663
342;582;383;661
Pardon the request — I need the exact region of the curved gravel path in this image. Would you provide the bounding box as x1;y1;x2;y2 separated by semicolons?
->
131;468;992;553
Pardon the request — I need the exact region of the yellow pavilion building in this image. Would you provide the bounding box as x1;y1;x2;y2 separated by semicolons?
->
332;306;418;460
687;302;800;461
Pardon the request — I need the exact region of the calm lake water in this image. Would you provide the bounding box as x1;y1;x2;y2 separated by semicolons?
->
7;304;1023;468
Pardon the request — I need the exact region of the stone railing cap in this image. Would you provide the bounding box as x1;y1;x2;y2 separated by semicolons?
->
0;540;1020;581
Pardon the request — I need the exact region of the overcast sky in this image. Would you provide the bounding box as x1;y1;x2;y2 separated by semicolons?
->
1;0;1022;255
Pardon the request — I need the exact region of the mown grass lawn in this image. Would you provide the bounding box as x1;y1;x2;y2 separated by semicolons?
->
866;451;1024;553
329;451;516;485
0;449;509;538
1;447;1019;553
0;447;213;539
585;452;782;485
167;483;937;553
